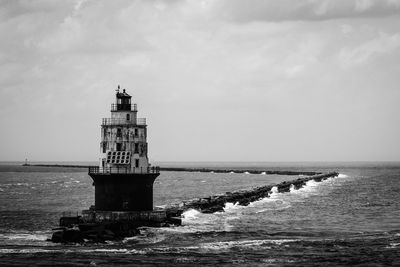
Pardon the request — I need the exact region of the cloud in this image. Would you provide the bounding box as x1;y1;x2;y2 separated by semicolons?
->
0;0;400;161
339;32;400;67
210;0;400;22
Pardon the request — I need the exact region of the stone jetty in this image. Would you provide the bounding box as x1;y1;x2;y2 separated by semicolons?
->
164;172;339;219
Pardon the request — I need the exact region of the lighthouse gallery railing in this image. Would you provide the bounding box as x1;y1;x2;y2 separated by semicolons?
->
102;118;146;126
88;166;160;175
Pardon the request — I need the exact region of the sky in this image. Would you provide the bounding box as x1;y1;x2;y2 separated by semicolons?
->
0;0;399;162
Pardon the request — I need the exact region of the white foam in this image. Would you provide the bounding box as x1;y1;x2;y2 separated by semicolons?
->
386;243;400;249
0;248;59;254
338;173;348;178
1;233;48;241
244;171;250;174
123;228;167;244
182;209;201;220
289;184;296;193
260;172;266;175
93;248;129;253
120;239;298;254
197;238;298;251
268;186;279;197
229;171;235;174
223;202;241;212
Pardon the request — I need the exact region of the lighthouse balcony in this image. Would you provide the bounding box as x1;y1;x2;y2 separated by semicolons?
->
102;118;146;126
88;166;160;175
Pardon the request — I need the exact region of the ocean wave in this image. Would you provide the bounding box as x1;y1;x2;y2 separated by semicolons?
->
249;177;337;212
0;237;300;255
289;184;296;193
91;248;129;253
223;202;241;212
1;182;30;187
123;229;167;245
177;176;341;232
269;186;279;196
198;238;298;251
386;243;400;249
338;173;348;178
0;248;56;254
182;209;201;220
102;238;299;254
104;238;298;254
0;232;49;241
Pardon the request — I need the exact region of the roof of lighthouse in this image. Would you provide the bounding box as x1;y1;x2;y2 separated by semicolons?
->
116;88;131;99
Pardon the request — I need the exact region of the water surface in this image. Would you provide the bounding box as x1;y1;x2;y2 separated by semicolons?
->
0;162;399;266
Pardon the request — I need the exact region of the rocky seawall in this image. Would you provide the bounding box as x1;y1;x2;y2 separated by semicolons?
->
164;172;339;218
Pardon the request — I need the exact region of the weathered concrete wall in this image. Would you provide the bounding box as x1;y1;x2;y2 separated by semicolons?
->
100;124;149;170
111;110;137;121
81;210;167;223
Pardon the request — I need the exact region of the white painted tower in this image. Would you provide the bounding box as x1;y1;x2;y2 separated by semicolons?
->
99;86;149;173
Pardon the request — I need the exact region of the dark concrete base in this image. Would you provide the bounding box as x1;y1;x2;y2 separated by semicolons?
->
52;209;181;243
89;173;160;211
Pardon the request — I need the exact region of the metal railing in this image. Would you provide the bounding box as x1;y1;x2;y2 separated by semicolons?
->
102;118;146;126
111;103;138;111
88;166;160;175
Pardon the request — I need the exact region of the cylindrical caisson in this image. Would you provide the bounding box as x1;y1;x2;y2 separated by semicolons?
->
90;173;160;211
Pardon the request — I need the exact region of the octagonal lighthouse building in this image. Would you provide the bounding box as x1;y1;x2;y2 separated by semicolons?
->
88;86;160;212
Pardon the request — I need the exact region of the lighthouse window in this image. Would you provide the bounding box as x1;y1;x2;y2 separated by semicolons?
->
102;142;107;153
134;128;138;137
117;128;122;137
134;143;139;154
135;159;139;168
116;143;122;151
126;114;130;121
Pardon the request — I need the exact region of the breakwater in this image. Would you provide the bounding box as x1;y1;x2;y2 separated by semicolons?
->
159;167;321;176
22;164;92;168
22;164;321;176
164;172;339;218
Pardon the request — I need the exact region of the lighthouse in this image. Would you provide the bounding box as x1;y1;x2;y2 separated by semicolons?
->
88;86;160;212
51;88;175;243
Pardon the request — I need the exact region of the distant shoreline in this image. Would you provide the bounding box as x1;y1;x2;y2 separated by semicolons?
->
21;163;321;176
22;163;93;168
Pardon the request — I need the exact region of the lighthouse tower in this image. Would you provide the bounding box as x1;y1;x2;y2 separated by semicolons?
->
88;86;160;212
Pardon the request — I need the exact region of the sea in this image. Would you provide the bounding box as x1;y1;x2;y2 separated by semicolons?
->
0;161;399;266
